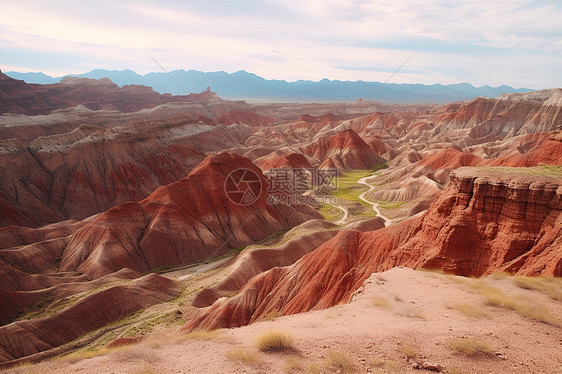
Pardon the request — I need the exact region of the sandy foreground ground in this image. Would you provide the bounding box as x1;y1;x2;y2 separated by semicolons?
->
4;267;562;374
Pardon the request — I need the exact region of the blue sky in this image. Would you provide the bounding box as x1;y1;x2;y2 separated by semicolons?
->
1;0;561;88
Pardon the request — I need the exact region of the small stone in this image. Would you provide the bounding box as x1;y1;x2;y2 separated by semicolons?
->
422;362;443;372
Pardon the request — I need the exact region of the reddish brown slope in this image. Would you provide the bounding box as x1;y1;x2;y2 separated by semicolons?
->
254;152;313;171
0;71;222;115
0;153;319;327
186;167;561;330
300;129;386;170
57;152;320;278
417;148;484;169
0;118;252;228
490;131;562;166
0;274;181;363
217;110;276;127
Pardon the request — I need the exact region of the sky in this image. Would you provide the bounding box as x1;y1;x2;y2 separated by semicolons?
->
1;0;561;88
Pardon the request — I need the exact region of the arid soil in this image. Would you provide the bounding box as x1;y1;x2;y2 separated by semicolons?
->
4;268;561;374
0;75;561;370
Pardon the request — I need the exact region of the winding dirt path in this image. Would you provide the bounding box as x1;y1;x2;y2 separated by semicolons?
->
357;176;392;226
327;201;348;225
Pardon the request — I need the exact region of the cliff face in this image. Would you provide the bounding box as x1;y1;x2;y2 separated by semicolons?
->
300;129;385;170
0;119;252;228
410;167;561;276
185;167;562;331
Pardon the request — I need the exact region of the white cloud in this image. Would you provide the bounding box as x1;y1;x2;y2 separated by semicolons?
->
0;0;561;88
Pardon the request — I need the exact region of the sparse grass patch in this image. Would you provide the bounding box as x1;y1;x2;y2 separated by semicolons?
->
399;304;425;319
449;303;489;318
132;366;158;374
317;203;344;221
305;362;321;374
371;296;391;308
330;170;372;206
487;272;511;280
283;355;305;373
477;165;562;177
446;274;470;284
60;346;114;363
448;338;494;357
124;310;183;336
419;268;446;276
470;282;561;326
378;360;402;373
226;348;263;366
324;350;357;373
107;342;160;363
511;298;561;326
264;309;280;321
398;344;418;359
183;329;222;341
375;200;405;210
256;330;296;352
513;276;562;301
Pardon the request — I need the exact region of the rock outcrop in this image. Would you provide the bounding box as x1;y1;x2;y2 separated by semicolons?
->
300;129;386;170
185;167;562;330
56;152;319;278
0;118;252;228
0;153;321;362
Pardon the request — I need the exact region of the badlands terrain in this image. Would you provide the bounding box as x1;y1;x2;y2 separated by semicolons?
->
0;71;561;373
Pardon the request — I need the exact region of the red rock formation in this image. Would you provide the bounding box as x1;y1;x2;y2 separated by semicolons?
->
0;72;222;115
53;152;320;278
0;219;88;250
0;153;319;328
299;113;341;125
0;118;252;228
490;131;562;166
217;110;276;127
0;273;180;363
254;152;312;171
417;148;484;170
349;112;397;132
185;167;561;331
300;129;386;170
365;136;392;155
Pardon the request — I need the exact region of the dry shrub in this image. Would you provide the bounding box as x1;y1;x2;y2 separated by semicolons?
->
471;283;560;326
449;303;489;318
398;344;418;359
371;296;391;308
324;350;357;373
183;329;221;341
513;276;562;301
226;348;263;366
256;330;296;352
448;338;494;357
283;355;305;373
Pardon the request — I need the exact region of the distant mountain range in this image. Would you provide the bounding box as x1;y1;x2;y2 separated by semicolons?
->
6;69;533;103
